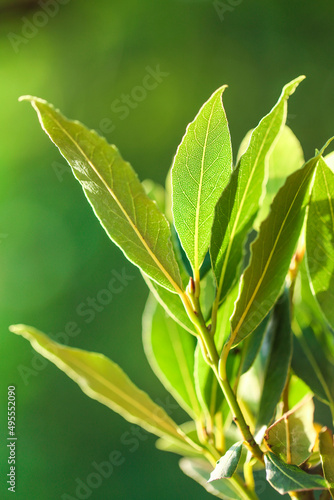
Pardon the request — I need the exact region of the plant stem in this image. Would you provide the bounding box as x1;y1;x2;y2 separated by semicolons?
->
180;291;264;464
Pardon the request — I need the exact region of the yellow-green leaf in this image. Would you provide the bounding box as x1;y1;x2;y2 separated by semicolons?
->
211;77;304;303
172;86;232;276
20;96;183;294
10;324;188;444
306;157;334;330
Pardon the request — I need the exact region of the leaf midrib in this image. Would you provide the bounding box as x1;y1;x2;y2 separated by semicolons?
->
194;102;216;274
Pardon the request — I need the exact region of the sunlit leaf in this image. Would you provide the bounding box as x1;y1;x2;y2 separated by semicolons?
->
172;86;232;276
211;77;304;303
264;396;317;465
21;96;183;293
10;325;189;444
230;143;330;346
255;125;305;227
142;295;202;419
306;157;334;330
265;452;327;494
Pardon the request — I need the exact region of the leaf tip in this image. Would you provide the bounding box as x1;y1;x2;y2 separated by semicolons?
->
9;324;26;335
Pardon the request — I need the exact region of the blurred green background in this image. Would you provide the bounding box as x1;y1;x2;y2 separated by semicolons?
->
1;0;333;498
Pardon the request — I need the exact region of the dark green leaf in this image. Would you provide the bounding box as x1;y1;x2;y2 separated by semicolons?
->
10;325;189;444
211;77;304;303
319;428;334;498
208;442;243;481
291;326;334;408
265;452;327;494
21;96;183;294
306;157;334;329
230;143;331;346
179;458;242;499
256;290;292;433
264;396;317;465
172;86;232;276
142;296;202;419
240;314;269;375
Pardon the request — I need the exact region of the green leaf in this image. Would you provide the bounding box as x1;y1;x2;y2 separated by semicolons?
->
306;157;334;329
256;290;292;433
142;295;202;420
21;96;183;294
291;326;334;408
325;151;334;171
255;125;305;227
172;86;232;276
265;452;327;494
319;428;334;498
264;396;317;465
211;77;304;302
142;273;195;334
230;142;331;346
10;325;188;443
208;442;243;481
179;458;242;499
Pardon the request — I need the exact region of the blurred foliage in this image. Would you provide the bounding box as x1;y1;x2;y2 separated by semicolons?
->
0;0;333;498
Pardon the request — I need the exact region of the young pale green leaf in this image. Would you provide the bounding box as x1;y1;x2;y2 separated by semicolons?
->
208;442;243;482
306;157;334;330
291;326;334;408
20;96;183;294
230;143;330;347
211;77;304;303
256;290;292;434
172;86;232;276
264;396;317;466
179;458;242;500
325;151;334;171
10;325;187;443
142;273;196;334
255;125;305;227
265;452;327;494
142;296;202;420
319;428;334;498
